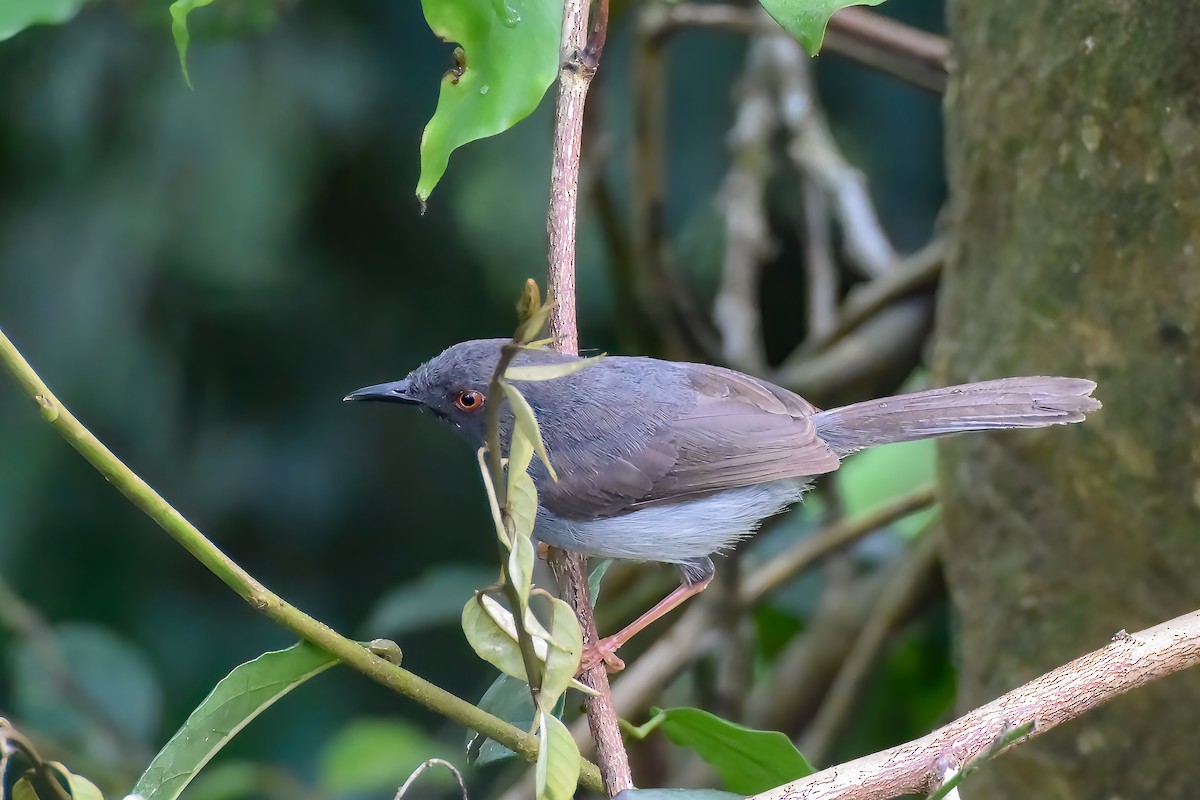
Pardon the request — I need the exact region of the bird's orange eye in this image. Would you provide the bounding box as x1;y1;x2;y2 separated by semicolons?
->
455;390;485;412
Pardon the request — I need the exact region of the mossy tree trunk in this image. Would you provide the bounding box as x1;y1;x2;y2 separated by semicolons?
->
935;2;1200;797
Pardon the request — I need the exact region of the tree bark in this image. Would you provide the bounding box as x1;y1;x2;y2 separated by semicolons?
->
936;2;1200;798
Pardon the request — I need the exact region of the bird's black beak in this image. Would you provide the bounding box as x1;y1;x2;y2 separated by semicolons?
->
343;380;420;405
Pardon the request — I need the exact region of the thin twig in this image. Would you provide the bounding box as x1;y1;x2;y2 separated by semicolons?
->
750;611;1200;800
825;7;950;93
806;238;944;353
648;4;949;93
714;36;777;372
801;181;838;343
768;32;897;279
0;326;605;794
799;527;942;764
544;0;634;791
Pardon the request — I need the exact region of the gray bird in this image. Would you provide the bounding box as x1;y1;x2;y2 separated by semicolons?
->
346;339;1100;669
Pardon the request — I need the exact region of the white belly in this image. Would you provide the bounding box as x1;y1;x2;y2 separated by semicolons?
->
533;478;810;565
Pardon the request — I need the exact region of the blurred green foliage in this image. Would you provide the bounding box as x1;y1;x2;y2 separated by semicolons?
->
0;1;946;798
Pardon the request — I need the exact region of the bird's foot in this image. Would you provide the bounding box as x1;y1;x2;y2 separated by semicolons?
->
579;637;626;674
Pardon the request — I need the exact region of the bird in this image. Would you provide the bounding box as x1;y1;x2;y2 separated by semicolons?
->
346;339;1100;670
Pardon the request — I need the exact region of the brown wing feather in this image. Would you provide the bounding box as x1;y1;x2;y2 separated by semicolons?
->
630;365;839;506
532;359;838;520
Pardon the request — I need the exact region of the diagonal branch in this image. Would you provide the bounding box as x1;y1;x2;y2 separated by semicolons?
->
0;325;605;794
750;609;1200;800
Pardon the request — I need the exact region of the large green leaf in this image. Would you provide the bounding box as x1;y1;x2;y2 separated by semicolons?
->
758;0;887;55
0;0;90;42
651;707;815;795
131;642;337;800
416;0;560;203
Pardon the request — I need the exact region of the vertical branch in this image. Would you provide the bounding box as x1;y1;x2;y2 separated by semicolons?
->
545;0;634;794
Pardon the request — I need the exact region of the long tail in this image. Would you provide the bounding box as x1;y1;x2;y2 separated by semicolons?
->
810;377;1101;457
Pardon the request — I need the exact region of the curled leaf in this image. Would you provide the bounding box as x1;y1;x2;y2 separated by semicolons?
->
539;596;583;706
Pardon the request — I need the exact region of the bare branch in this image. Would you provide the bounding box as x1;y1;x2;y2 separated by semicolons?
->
767;33;897;279
545;0;634;791
649;5;949;94
825;7;950;94
750;610;1200;800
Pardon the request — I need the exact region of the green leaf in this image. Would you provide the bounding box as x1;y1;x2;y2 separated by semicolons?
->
131;642;337;800
462;593;538;683
508;426;536;488
169;0;215;89
542;594;583;705
514;303;553;344
588;558;613;603
45;764;103;800
417;0;560;203
318;718;451;795
758;0;886;55
466;673;565;767
12;777;38;800
461;593;592;693
501;382;557;480
535;711;580;800
0;0;90;42
653;706;815;795
507;531;536;609
506;355;605;382
540;596;582;706
360;564;496;638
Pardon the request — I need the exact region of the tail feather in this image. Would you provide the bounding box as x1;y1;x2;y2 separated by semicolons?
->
811;377;1101;457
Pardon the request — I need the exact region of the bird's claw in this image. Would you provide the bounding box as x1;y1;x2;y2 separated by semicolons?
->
579;637;626;674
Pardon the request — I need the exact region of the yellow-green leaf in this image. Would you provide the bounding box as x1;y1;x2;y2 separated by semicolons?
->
535;711;580;800
507;533;536;610
505;355;604;382
516;277;542;324
463;593;541;683
514;303;552;344
168;0;215;89
507;470;538;541
501;383;556;480
11;777;37;800
46;764;103;800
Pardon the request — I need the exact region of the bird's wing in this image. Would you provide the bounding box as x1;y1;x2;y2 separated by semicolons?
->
534;362;840;519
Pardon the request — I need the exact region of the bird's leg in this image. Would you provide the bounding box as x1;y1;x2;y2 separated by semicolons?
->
580;559;714;674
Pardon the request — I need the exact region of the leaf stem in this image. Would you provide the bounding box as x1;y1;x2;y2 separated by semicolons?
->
0;325;604;793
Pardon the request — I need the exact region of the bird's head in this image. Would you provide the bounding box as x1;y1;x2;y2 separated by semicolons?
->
344;338;508;443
